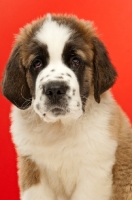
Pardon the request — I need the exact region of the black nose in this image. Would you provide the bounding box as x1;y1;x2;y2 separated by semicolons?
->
44;81;68;101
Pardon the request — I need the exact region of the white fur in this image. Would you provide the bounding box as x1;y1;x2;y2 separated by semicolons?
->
10;91;117;200
36;16;71;62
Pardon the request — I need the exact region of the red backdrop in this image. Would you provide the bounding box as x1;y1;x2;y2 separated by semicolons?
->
0;0;132;199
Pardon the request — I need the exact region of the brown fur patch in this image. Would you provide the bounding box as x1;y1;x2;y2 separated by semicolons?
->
109;106;132;199
92;37;117;103
2;44;31;109
76;49;87;60
18;156;40;192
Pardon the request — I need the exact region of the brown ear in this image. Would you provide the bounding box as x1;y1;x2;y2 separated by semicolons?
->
2;44;31;109
92;37;117;103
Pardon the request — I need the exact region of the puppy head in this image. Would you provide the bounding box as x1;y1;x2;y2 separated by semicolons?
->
2;14;117;122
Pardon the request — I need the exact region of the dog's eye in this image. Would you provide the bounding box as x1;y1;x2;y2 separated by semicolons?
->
32;58;43;70
71;57;81;68
72;58;80;66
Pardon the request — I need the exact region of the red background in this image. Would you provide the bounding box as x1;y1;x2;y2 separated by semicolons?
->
0;0;132;199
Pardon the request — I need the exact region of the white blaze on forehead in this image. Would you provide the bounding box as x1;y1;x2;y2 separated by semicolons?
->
35;17;72;62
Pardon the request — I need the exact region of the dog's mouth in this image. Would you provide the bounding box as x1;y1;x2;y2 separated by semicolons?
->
39;103;83;123
51;107;67;116
45;106;68;117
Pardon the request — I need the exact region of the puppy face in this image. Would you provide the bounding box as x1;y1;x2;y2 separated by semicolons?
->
2;14;117;122
32;17;93;122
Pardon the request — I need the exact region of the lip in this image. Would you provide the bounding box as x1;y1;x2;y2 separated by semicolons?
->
50;107;66;116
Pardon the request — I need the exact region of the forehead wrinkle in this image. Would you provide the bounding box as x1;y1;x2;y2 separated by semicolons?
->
35;19;72;62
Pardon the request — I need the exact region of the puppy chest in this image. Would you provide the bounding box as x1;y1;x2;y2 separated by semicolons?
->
30;136;116;198
29;140;84;195
43;161;78;196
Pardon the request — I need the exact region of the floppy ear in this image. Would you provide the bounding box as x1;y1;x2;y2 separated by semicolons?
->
92;37;117;103
2;44;31;109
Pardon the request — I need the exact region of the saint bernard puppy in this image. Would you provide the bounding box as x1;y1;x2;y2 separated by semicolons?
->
2;14;132;200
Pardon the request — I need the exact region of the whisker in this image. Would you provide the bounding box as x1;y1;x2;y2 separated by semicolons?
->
21;85;32;101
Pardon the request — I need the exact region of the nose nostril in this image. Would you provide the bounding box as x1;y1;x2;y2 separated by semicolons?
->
46;90;53;96
57;89;65;95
